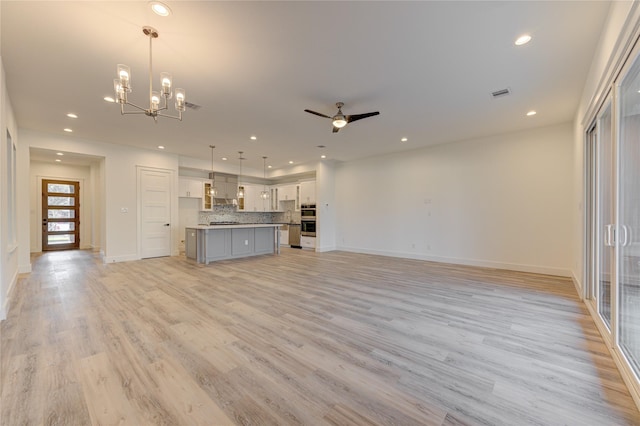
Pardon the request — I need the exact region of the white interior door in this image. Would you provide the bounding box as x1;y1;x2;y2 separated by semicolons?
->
139;168;172;258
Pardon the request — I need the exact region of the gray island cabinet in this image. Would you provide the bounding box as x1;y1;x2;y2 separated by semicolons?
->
186;224;282;264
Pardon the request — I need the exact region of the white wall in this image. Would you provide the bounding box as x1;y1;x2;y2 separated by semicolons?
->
18;129;180;264
29;161;94;252
336;123;574;276
316;161;337;252
1;56;19;320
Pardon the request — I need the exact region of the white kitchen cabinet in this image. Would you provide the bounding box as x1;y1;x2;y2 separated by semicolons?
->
279;229;289;245
178;177;204;198
300;236;316;249
299;181;316;205
238;183;269;212
279;184;296;201
270;186;280;211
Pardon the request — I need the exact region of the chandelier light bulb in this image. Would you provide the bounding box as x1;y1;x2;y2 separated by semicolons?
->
160;72;172;97
175;89;186;111
113;79;126;103
151;92;160;111
117;64;131;91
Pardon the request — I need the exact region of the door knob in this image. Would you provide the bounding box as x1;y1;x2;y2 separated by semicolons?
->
164;223;170;227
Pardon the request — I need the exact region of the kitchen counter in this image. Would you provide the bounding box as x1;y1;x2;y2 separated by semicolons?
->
192;223;284;230
186;224;282;264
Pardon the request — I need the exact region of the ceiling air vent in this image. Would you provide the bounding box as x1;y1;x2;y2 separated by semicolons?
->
491;88;511;99
185;101;202;110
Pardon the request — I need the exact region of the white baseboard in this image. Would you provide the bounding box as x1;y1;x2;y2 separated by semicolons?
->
336;245;572;277
572;271;584;300
1;269;19;321
316;245;337;253
18;263;32;274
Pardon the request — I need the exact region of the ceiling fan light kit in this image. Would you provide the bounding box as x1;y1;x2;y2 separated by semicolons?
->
304;102;379;133
113;26;186;122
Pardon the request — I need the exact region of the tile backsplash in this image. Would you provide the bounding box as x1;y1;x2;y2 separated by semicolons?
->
197;200;301;224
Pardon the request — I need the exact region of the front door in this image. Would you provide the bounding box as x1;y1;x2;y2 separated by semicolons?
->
42;179;80;251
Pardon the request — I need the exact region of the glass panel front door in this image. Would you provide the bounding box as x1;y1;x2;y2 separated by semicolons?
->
42;179;80;251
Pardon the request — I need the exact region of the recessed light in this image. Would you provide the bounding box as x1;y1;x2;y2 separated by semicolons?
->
104;96;115;103
526;110;537;116
158;145;165;150
401;137;408;142
515;34;532;46
63;128;73;132
321;155;326;159
222;157;228;161
55;159;62;162
268;165;272;169
150;1;171;16
56;152;64;156
250;136;257;141
289;161;294;164
66;113;78;119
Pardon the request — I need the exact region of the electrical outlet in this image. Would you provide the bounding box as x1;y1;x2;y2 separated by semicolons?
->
244;240;249;245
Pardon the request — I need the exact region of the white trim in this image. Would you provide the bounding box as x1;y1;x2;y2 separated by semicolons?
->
0;268;18;321
18;263;31;274
337;245;572;277
581;1;640;127
571;271;583;300
316;245;337;253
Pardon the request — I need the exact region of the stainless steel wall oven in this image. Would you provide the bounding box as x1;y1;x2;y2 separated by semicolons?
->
301;203;316;237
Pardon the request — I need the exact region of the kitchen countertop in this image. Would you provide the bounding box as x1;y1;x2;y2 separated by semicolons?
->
188;223;284;230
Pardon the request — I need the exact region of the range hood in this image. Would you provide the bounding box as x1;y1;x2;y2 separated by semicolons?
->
209;173;238;206
211;197;237;206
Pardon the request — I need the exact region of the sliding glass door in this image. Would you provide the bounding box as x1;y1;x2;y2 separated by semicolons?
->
618;56;640;375
587;103;613;331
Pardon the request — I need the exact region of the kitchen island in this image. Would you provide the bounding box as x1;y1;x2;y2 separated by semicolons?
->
185;223;282;264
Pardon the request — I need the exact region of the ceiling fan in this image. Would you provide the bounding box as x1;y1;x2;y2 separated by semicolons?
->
304;102;380;133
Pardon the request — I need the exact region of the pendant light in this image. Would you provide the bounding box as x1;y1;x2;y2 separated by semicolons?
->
260;156;269;200
209;145;218;197
237;151;245;198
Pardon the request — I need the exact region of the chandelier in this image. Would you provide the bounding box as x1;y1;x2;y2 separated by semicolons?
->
113;26;186;122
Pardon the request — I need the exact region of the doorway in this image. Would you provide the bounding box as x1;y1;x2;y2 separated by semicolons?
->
42;179;80;251
138;167;172;258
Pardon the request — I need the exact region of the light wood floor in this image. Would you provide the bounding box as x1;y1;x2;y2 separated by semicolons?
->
2;249;640;425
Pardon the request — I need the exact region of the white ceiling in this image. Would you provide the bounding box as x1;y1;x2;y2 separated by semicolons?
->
1;1;610;175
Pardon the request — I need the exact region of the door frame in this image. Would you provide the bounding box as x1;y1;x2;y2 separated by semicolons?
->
37;176;86;252
136;166;175;259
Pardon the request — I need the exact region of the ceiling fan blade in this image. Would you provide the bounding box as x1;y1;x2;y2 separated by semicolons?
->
304;109;331;119
346;111;380;123
332;125;340;133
